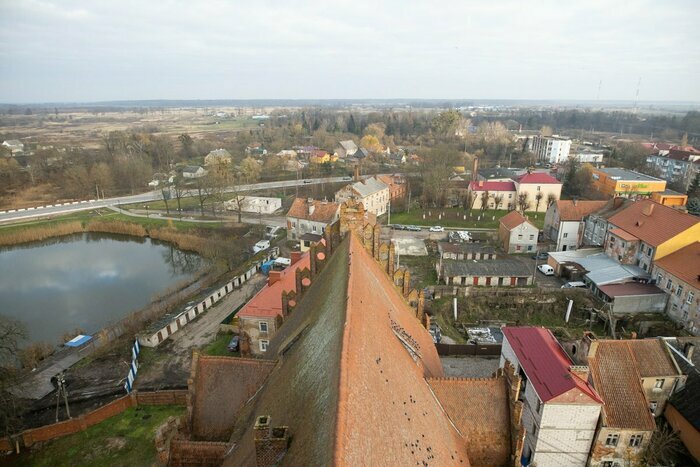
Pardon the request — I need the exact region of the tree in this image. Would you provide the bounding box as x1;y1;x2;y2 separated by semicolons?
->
687;172;700;198
493;193;505;212
540;125;553;137
534;192;544;213
546;192;557;208
178;133;195;159
63;165;92;198
431;110;462;137
517;192;531;213
0;317;27;442
89;162;114;197
171;175;187;216
642;424;684;466
239;156;261;183
360;134;382;153
479;190;491;213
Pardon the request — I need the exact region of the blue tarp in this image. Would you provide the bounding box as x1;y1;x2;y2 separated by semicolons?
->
65;334;92;347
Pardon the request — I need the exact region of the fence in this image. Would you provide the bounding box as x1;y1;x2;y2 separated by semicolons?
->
0;390;187;452
435;342;502;356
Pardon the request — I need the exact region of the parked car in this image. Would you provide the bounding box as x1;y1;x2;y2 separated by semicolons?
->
531;251;548;260
390;224;405;230
429;226;445;232
561;281;586;289
406;225;422;231
303;179;312;184
253;239;271;253
537;264;555;276
227;336;240;352
265;226;282;239
342;176;352;181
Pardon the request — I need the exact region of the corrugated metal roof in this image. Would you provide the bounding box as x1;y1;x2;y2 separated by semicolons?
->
348;177;389;197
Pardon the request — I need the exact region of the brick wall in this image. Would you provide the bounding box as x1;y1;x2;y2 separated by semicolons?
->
169;439;228;467
136;389;187;406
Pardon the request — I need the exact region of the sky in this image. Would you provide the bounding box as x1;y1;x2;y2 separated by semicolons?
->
1;0;699;103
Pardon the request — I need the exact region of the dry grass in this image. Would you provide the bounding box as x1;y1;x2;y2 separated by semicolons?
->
0;221;84;246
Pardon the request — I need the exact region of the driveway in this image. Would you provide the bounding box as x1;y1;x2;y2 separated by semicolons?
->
513;255;565;289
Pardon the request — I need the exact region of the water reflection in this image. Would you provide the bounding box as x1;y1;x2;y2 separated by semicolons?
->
0;233;204;344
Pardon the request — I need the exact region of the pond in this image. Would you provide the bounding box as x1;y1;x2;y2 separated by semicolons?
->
0;232;205;345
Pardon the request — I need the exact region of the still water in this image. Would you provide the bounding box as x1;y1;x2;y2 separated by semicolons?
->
0;233;204;345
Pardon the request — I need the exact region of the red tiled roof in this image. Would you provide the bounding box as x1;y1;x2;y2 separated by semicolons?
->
555;200;608;221
427;377;511;466
502;327;602;403
598;282;665;297
499;210;535;230
608;228;638;242
237;253;311;319
468;180;516;192
514;172;561;184
286;198;339;223
654;242;700;287
607;199;699;247
588;342;656;430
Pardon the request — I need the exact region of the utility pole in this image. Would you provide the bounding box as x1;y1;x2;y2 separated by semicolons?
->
54;372;71;422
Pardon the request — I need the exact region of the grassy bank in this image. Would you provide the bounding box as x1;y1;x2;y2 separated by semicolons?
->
4;405;185;467
391;208;545;229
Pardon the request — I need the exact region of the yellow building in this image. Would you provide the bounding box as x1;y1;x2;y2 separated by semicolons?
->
651;190;688;207
591;167;666;198
309;151;338;164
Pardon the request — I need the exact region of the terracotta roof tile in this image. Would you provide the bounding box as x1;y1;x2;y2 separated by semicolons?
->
499;210;535;230
191;355;275;441
555;200;608;221
588;342;655;430
514;172;561;184
428;377;511;466
607;199;699;247
468;180;517;192
608;228;638;242
653;242;700;287
286;198;339;223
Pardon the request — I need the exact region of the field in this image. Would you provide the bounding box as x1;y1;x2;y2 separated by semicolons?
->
391;207;546;230
4;405;185;467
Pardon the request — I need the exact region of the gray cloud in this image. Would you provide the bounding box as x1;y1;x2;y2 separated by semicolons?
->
1;0;698;102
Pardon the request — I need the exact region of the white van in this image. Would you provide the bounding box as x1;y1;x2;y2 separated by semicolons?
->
253;240;271;253
537;264;555;276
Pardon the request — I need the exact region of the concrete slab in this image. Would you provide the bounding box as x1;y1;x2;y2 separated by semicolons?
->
392;238;428;256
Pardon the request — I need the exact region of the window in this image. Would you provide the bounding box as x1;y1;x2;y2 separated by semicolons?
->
518;234;523;240
528;245;533;251
605;433;619;447
666;279;673;290
688;292;695;304
629;434;643;447
649;401;658;413
676;286;683;297
654;379;665;389
259;321;268;333
537;186;541;191
529;234;534;240
259;339;269;352
563;233;568;238
656;274;662;284
312;225;317;232
536;398;542;413
508;193;513;199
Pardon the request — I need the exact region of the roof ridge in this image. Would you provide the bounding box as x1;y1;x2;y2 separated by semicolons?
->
199;355;277;365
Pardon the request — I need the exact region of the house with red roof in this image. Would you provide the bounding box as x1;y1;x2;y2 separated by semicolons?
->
499;210;539;254
500;327;602;467
468;171;563;212
543;199;607;251
468;179;517;210
237;250;311;354
513;171;563;212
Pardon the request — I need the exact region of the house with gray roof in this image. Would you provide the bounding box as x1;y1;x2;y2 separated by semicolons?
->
334;176;390;216
439;258;532;287
335;140;358;158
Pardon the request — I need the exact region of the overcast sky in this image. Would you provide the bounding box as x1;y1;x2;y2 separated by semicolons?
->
1;0;698;103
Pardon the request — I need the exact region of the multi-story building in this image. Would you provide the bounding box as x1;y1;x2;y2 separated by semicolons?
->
590;167;667;199
580;198;630;247
500;327;602;467
653;242;700;335
646;148;700;192
499;210;539;254
585;338;685;466
335;177;390;216
543;200;607;251
285;198;339;241
376;174;408;204
530;135;572;164
513;172;563;212
603;199;700;272
468;180;517;210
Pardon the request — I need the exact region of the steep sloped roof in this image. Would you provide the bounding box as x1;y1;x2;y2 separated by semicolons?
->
224;234;471;466
499;210;536;231
347;177;389;197
588;341;655;430
502;327;602;404
653;242;700;287
607;199;699;247
513;172;561;184
554;200;608;222
286;198;339;223
427;377;511;466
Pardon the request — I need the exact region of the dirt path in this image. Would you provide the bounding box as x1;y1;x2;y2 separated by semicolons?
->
134;274;266;389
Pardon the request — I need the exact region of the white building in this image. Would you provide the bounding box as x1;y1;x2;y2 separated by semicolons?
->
224;196;281;214
182;165;207;178
2;139;24;154
543;200;607;251
286;198;340;241
335;177;390;216
204;148;232;166
500;327;602;467
531;136;572;165
570;148;605;164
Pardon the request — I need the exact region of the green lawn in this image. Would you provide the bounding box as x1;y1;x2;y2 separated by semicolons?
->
202;332;240;357
5;405;185;467
390;208;545;230
398;255;438;290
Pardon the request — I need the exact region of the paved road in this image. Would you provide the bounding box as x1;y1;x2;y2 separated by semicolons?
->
109;206;287;228
0;175;357;224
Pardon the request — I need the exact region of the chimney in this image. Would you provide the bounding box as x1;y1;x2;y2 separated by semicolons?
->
254;415;289;467
290;251;302;265
307;199;315;216
354;164;360;182
472;157;479;182
569;365;590;382
685;342;695;360
268;270;282;286
478;180;484;187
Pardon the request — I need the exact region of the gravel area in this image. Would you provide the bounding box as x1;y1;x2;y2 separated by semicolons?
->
440;355;500;378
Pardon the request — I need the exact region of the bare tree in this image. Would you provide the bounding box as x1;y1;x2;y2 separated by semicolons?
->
479;190;491;213
0;317;27;443
535;192;544;213
642;423;684;466
171;175;187;217
546;192;557;208
493;193;505;212
517;192;531;213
